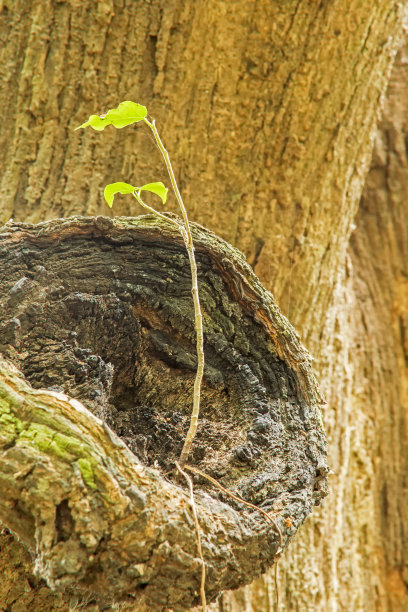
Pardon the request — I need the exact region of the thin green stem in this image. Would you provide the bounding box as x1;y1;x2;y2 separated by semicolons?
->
144;117;205;467
133;190;182;230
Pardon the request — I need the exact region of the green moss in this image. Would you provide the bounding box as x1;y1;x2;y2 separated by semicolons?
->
77;458;97;489
18;423;99;489
1;396;99;489
52;432;88;461
19;422;55;453
0;396;11;414
0;413;19;445
19;423;93;463
0;397;23;444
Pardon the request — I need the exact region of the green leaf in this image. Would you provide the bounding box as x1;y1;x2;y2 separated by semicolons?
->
76;114;108;131
104;182;136;208
76;101;148;131
104;101;148;129
139;182;168;205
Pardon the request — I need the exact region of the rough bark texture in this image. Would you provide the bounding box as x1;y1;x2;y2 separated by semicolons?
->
349;46;408;611
215;42;408;612
0;0;403;335
0;358;308;611
0;216;327;609
0;0;407;610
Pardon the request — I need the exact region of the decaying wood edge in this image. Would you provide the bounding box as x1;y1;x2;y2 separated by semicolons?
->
0;355;283;610
1;214;322;406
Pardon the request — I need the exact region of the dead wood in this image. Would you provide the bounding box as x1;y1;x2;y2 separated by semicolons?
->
0;215;328;610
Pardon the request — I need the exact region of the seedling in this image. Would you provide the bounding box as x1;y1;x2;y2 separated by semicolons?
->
77;101;204;466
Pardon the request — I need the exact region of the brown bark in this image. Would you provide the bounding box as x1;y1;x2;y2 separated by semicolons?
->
349;46;408;611
0;216;326;609
0;0;407;610
0;0;403;334
216;41;408;612
0;357;285;610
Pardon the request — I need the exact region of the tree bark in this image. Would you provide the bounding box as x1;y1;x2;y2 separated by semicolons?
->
0;0;403;333
348;44;408;611
0;358;287;610
0;0;407;610
216;40;408;612
0;215;327;609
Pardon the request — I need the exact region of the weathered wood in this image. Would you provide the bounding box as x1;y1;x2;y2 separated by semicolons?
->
0;215;327;609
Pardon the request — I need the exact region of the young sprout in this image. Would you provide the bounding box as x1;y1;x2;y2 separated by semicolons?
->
77;101;204;466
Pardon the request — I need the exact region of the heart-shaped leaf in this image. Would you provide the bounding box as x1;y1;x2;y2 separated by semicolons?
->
103;101;148;129
76;101;148;131
139;182;168;205
76;114;108;131
104;182;136;207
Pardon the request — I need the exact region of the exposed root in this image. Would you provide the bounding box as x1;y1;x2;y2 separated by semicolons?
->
176;462;207;611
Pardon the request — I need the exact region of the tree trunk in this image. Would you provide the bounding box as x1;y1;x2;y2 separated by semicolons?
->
0;0;407;610
216;39;408;612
